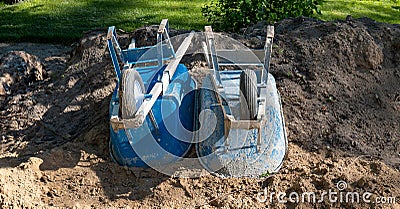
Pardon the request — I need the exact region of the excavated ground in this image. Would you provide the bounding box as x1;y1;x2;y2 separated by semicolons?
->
0;17;399;208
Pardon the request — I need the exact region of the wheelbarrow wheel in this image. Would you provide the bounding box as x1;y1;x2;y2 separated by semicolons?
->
120;68;145;119
240;69;258;120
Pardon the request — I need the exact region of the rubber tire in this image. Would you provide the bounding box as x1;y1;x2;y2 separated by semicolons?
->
240;69;258;120
120;69;145;119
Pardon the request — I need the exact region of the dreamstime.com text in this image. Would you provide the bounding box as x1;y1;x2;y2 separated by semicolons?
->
257;181;396;205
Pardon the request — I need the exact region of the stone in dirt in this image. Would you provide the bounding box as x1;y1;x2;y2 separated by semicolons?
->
0;51;47;97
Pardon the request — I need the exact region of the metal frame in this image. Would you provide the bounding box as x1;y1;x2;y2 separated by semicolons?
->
107;19;176;81
203;26;275;152
107;19;195;132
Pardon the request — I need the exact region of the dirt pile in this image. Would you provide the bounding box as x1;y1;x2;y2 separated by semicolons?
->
238;16;400;167
0;31;117;158
0;157;43;208
0;17;399;208
0;51;47;96
273;17;400;168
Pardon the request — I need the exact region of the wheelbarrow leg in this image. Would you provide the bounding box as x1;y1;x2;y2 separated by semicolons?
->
129;38;136;49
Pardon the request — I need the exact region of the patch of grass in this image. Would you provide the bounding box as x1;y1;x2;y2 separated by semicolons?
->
319;0;400;24
1;0;399;43
0;0;208;43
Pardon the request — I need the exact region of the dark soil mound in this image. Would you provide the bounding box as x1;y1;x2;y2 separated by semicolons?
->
240;16;400;168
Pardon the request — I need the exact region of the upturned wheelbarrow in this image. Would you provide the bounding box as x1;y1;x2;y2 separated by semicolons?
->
106;19;197;169
106;20;287;178
195;26;288;177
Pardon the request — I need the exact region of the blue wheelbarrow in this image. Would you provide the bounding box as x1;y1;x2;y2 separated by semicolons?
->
195;26;288;177
106;20;287;177
106;19;197;170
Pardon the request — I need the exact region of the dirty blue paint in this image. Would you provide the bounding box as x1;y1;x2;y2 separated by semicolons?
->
196;72;288;177
107;25;196;168
109;64;196;167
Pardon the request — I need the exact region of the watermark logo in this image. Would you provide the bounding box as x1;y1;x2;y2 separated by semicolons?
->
257;180;397;205
336;180;347;191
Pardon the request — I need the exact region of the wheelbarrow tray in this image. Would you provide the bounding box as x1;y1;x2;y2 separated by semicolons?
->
195;71;287;177
109;64;196;168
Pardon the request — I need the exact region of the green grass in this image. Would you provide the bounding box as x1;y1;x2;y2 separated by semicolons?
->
319;0;400;24
0;0;208;43
1;0;399;43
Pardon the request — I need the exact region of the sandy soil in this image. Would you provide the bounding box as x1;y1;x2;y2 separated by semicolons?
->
0;17;399;208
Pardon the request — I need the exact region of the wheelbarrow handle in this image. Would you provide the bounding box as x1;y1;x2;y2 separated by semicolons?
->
162;31;195;94
107;26;123;81
262;25;275;85
157;19;175;67
158;19;169;34
135;31;195;121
